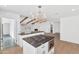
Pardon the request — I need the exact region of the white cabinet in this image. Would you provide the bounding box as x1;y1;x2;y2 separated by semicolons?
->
23;40;49;54
23;40;36;54
36;42;48;54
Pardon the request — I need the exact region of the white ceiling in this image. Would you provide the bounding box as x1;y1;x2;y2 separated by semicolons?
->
0;5;79;18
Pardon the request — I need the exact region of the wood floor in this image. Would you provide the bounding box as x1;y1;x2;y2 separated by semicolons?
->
54;33;79;54
0;45;23;54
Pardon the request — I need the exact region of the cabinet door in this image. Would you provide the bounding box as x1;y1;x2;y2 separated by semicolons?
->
23;40;36;54
37;42;48;54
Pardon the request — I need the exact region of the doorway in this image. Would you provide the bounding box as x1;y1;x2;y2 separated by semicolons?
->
0;17;17;52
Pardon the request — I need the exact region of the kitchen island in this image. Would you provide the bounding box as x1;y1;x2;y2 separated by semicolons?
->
18;32;44;47
22;34;54;54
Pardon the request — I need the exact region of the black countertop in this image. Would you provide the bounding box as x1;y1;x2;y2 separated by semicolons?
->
23;35;54;48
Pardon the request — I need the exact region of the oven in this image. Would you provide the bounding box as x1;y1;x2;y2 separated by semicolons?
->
48;39;54;51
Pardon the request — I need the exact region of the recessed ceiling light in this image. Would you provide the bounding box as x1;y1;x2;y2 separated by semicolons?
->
72;9;76;11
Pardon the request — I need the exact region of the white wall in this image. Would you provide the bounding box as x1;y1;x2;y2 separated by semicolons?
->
0;18;1;36
3;23;10;35
31;21;50;33
60;15;79;44
2;17;15;38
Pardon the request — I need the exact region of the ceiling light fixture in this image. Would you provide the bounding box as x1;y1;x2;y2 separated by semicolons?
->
31;5;47;24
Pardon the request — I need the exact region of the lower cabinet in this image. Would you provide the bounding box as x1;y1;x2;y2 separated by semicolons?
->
23;40;49;54
36;42;48;54
23;40;36;54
